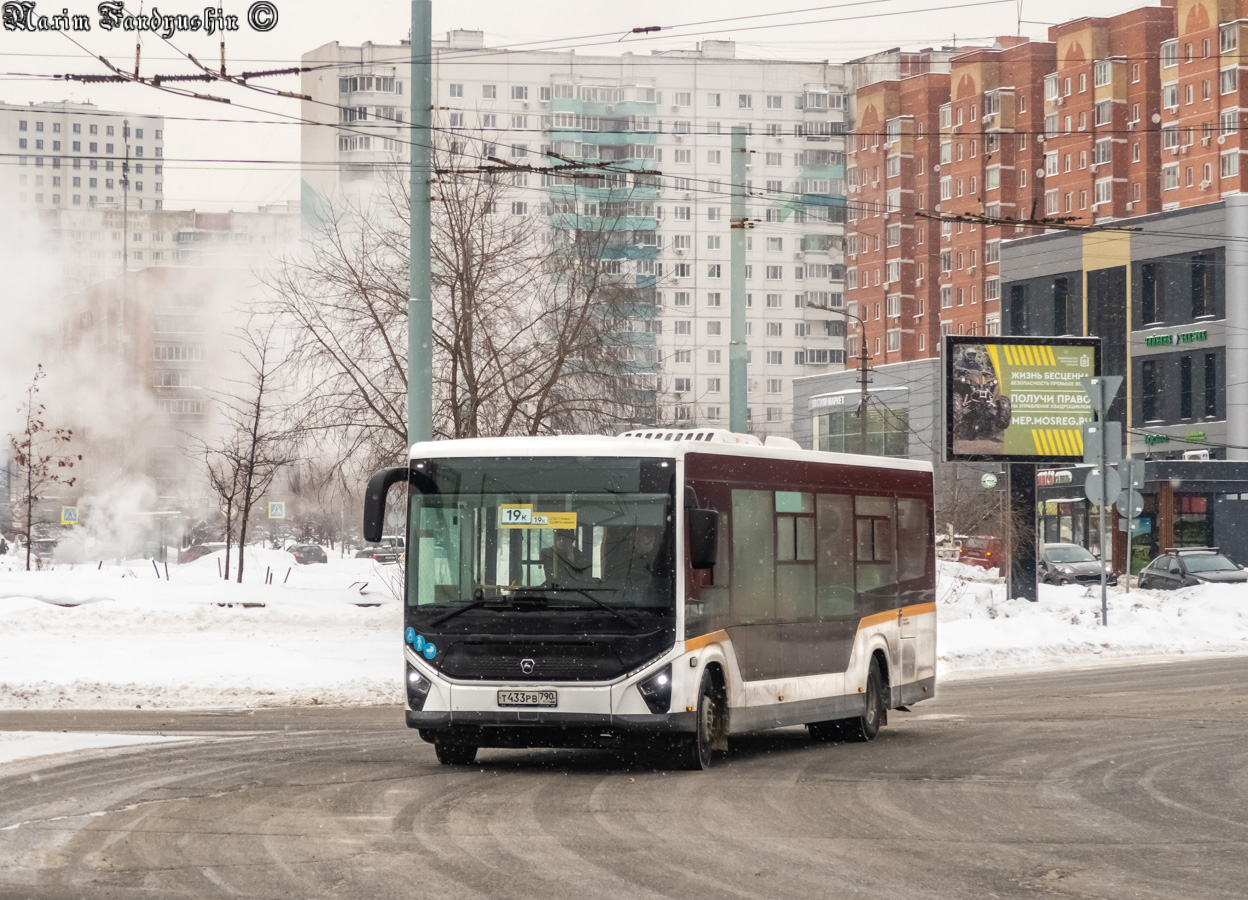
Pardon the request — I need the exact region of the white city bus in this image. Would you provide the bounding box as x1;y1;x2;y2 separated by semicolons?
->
363;429;937;770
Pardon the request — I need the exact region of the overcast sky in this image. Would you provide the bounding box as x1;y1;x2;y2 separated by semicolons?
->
3;0;1167;211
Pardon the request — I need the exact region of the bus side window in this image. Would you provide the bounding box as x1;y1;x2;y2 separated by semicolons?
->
731;489;776;622
775;491;816;621
816;494;855;617
895;498;932;585
854;496;897;603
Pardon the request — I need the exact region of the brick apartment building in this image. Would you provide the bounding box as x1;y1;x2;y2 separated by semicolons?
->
846;73;948;363
841;0;1248;366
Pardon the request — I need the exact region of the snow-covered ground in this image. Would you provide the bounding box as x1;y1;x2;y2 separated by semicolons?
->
1;551;1245;710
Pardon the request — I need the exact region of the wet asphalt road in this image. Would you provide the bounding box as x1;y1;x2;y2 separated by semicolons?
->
2;656;1246;899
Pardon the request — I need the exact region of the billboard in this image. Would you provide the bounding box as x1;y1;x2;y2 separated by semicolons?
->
944;336;1100;462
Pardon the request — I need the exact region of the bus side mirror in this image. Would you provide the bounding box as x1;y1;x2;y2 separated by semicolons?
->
687;508;719;570
363;467;408;543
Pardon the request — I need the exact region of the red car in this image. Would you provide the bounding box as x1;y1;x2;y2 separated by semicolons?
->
960;536;1005;570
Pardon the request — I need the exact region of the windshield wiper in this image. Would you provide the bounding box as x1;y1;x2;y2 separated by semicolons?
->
538;584;643;630
426;589;515;626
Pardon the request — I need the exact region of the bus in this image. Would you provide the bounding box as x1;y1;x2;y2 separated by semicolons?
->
363;429;937;770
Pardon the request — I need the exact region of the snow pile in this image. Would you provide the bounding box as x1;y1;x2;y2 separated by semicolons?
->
0;549;405;709
0;551;1245;710
936;560;1248;675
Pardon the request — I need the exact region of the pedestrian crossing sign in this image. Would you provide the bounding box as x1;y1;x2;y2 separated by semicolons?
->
268;501;286;519
61;506;79;525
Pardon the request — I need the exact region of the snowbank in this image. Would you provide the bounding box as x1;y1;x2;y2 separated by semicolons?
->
936;560;1248;677
0;552;1245;709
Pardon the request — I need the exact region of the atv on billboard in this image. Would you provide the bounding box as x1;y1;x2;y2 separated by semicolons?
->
943;335;1101;462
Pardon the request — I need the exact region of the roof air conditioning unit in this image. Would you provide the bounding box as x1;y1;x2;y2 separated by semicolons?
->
1201;179;1212;189
539;99;549;107
1172;146;1180;155
606;104;615;112
1181;145;1189;154
671;105;679;112
674;135;683;143
1125;201;1134;211
1183;449;1210;461
1202;136;1211;146
1127;121;1136;130
523;101;529;109
794;252;805;260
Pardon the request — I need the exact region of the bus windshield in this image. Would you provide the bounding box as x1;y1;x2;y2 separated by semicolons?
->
408;457;676;614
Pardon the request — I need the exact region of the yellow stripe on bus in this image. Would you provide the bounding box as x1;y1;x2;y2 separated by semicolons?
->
684;630;730;653
858;602;938;630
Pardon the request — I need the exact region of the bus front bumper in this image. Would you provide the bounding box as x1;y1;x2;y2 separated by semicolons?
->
406;709;698;746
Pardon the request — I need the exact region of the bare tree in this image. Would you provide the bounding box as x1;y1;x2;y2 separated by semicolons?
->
202;321;299;583
7;365;81;571
263;148;655;484
200;433;244;580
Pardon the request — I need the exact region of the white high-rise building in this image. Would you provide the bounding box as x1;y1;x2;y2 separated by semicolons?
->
0;100;166;217
301;33;850;437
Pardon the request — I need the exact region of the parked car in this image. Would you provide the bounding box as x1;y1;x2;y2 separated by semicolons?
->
179;542;226;564
1038;543;1117;586
959;535;1005;570
289;543;328;565
1138;548;1247;589
355;542;400;564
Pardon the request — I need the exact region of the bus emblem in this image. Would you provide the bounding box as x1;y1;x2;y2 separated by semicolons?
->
520;659;535;674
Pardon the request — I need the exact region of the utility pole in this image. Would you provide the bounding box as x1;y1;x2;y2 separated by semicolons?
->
856;324;871;453
409;0;434;447
729;126;748;434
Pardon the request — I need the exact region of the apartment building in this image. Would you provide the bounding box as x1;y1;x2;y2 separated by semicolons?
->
300;33;850;437
1161;0;1248;206
1;101;166;216
1041;7;1174;223
846;72;949;364
38;202;299;291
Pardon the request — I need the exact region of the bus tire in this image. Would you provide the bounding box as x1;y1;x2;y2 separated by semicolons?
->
678;672;719;771
843;657;886;743
434;742;478;766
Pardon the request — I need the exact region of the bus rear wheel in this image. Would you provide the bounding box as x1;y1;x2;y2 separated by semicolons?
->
433;742;478;766
808;658;886;744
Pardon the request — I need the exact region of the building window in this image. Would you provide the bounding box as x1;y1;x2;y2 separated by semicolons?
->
1142;360;1159;421
1140;262;1162;324
482;84;497;99
1221;25;1238;54
1205;353;1219;417
1163;83;1178;108
1180;356;1193;419
1192;253;1213;317
1221;68;1238;95
1163;165;1180;190
738;94;753;109
1222;152;1240;178
766;350;783;365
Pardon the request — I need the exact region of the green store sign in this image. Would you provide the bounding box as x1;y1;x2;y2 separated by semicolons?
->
1143;433;1170;446
1144;330;1208;348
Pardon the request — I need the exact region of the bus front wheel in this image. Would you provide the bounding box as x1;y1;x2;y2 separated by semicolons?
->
434;742;478;766
678;672;720;771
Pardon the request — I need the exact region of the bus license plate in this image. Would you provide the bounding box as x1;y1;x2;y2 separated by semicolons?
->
497;690;557;708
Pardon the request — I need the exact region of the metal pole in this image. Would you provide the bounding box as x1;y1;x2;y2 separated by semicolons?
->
1124;456;1134;594
1099;380;1109;627
729;126;748;434
409;0;433;447
858;325;870;453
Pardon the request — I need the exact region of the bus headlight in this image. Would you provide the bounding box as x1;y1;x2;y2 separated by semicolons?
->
637;664;673;714
406;664;432;711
